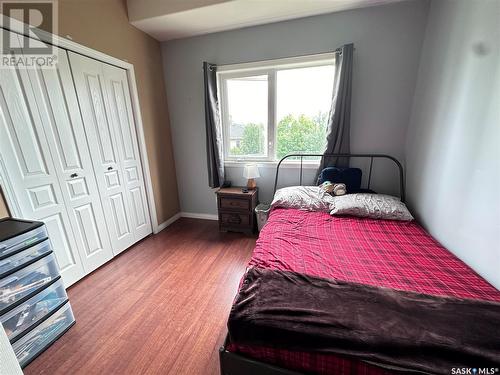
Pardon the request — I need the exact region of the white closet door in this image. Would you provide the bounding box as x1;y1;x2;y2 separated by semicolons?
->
24;43;114;274
102;65;151;241
68;52;136;255
0;33;84;286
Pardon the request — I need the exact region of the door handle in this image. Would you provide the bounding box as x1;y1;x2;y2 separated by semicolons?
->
70;173;78;178
107;166;113;171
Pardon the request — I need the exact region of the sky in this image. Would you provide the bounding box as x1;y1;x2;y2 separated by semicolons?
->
226;65;334;128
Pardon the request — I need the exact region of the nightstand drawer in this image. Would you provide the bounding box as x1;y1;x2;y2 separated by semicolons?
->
220;212;250;227
219;197;250;211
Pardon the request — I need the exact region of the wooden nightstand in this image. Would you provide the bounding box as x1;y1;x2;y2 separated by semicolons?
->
216;187;258;234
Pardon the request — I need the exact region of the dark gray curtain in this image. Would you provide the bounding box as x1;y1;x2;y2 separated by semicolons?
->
203;62;225;188
316;43;354;181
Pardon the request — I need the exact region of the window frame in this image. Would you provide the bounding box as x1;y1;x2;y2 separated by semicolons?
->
217;53;336;163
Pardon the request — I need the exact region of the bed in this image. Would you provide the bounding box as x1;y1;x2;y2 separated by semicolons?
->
219;154;500;375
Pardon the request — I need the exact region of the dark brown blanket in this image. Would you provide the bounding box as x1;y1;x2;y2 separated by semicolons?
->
228;267;500;374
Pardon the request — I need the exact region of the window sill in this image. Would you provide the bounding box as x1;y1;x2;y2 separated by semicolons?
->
224;160;320;169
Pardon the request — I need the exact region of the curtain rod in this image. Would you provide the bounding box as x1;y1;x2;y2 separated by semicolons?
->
205;45;354;71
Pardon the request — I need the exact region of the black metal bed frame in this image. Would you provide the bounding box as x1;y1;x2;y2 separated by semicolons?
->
273;153;405;202
220;153;406;375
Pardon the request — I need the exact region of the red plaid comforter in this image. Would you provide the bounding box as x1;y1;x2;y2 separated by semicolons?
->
228;208;500;374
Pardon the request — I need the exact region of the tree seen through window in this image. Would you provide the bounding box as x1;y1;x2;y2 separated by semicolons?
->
229;111;328;159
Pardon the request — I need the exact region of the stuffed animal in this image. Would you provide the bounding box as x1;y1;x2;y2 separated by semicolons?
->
332;183;346;196
320;181;346;196
320;181;335;194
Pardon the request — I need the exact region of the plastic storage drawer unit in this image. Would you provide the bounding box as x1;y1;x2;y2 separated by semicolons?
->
0;253;60;314
0;219;47;259
0;239;52;279
1;278;68;342
12;301;75;368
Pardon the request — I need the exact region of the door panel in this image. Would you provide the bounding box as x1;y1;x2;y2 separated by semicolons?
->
27;184;58;211
68;52;135;254
109;193;130;238
67;178;89;200
130;187;147;227
109;80;135;161
0;78;48;176
84;75;117;164
42;213;78;273
125;166;139;183
103;64;151;241
39;76;82;172
25;44;114;275
104;170;120;189
73;204;104;255
0;33;84;286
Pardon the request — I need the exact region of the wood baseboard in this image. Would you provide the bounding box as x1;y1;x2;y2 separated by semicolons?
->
181;212;218;221
154;212;219;234
154;212;182;233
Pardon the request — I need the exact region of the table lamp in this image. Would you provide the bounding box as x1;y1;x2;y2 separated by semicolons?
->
243;164;260;189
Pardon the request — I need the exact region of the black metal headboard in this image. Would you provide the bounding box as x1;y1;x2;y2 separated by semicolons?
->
273;153;405;202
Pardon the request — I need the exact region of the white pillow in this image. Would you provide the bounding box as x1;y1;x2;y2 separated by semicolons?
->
330;194;414;221
272;186;335;212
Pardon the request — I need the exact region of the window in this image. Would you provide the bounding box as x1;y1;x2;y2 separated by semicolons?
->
218;54;335;162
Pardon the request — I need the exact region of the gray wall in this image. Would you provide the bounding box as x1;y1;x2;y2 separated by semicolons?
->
406;0;500;288
162;0;429;214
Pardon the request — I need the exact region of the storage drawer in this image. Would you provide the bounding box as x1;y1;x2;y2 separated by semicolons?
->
1;279;68;342
219;197;250;211
0;239;52;279
13;301;75;368
0;225;48;259
0;254;60;314
220;212;250;227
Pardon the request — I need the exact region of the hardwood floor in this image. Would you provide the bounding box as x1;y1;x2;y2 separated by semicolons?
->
24;218;256;375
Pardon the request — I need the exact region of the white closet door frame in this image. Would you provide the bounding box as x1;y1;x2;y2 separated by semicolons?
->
102;64;152;242
0;33;86;286
24;42;115;274
68;52;137;255
0;16;160;233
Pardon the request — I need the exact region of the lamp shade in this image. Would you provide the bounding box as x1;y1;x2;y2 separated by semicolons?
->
243;164;260;179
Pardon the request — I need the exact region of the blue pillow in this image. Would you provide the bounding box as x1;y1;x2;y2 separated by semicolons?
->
317;167;362;193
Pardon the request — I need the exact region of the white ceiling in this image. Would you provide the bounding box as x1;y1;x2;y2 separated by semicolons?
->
127;0;404;42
